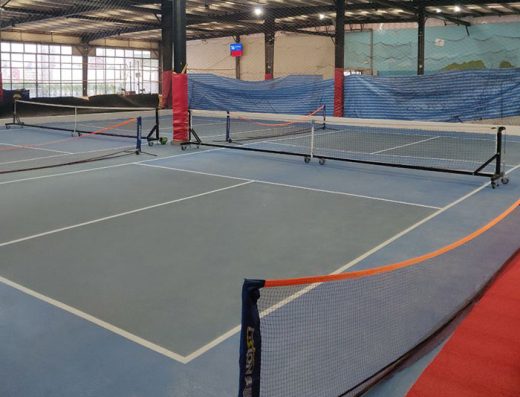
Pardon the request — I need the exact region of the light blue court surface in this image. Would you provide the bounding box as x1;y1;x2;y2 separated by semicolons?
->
1;122;520;397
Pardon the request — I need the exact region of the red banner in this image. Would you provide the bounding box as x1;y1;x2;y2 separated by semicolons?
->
334;68;344;117
172;73;189;142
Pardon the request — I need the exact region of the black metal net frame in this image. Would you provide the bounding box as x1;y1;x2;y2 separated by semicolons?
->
183;109;509;188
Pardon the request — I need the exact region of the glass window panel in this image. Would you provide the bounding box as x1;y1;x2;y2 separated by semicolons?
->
2;68;11;79
50;69;61;81
72;84;82;97
125;50;133;57
115;49;124;57
37;54;49;62
61;46;72;55
96;70;105;79
38;68;50;81
72;56;82;64
1;52;10;61
49;55;60;63
12;53;23;62
24;68;37;80
62;84;72;96
142;51;151;58
24;54;36;63
50;46;61;54
106;69;115;79
72;69;82;81
106;57;116;65
1;42;10;52
24;44;37;53
62;69;72;81
39;84;50;97
12;43;24;52
106;48;115;57
61;55;72;63
37;44;49;53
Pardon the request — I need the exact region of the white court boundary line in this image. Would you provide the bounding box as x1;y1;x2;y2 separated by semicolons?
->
0;181;253;249
0;275;189;363
0;146;225;186
0;145;134;166
371;136;441;155
1;151;518;363
1;142;73;155
138;163;441;210
0;180;254;363
181;162;520;363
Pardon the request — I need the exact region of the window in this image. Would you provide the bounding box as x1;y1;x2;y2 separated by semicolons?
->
1;42;159;97
0;41;83;97
87;47;159;96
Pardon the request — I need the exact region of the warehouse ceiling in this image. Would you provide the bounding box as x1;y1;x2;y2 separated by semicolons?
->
1;1;519;43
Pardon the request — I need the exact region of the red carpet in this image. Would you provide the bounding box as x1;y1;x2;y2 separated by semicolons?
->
407;250;520;397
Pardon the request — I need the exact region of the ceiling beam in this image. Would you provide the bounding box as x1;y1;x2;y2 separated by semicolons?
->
370;0;471;26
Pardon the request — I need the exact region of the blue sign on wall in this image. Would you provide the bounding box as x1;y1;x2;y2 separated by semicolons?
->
230;43;243;57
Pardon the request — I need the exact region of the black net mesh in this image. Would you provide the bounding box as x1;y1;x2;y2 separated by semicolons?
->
239;205;520;397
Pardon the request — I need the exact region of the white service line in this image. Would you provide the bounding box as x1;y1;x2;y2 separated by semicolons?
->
0;180;254;249
0;145;134;166
0;162;132;186
1;142;73;155
177;163;520;363
136;163;441;209
0;146;224;186
0;275;189;363
371;136;441;155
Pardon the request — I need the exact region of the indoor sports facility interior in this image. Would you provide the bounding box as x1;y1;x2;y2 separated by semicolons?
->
1;1;520;396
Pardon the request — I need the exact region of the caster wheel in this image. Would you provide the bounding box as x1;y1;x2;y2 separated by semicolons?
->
196;145;200;149
491;181;497;189
160;137;168;145
501;177;509;185
181;145;187;151
135;150;140;155
148;141;154;147
304;156;311;164
319;158;326;165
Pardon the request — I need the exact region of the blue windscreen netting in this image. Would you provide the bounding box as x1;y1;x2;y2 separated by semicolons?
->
344;68;520;122
188;73;332;115
187;69;520;122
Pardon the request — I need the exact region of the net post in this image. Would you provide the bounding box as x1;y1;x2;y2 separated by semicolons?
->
310;120;315;160
155;107;160;139
12;100;16;124
238;279;264;397
188;110;192;141
494;126;505;178
136;116;142;154
73;106;78;137
322;105;326;130
226;111;231;143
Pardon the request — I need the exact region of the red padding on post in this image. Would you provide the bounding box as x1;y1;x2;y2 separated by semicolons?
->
161;70;172;109
334;68;344;117
265;73;273;80
172;73;189;142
